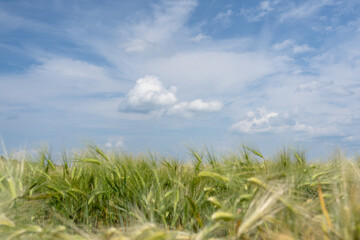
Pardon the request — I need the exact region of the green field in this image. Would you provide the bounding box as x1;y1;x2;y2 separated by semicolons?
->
0;145;359;239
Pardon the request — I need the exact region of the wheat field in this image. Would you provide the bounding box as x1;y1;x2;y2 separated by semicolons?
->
0;144;359;239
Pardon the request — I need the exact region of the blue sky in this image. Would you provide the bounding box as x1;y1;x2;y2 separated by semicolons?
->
1;0;359;157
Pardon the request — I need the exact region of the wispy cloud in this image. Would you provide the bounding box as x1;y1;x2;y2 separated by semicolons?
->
0;57;121;103
190;33;210;43
121;0;197;52
240;0;278;22
123;39;149;53
273;39;314;54
0;9;51;31
279;0;335;22
214;9;233;25
142;51;290;96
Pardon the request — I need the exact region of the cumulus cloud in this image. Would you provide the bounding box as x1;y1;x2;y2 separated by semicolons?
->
230;108;306;134
118;76;223;116
186;99;223;112
118;76;177;113
230;107;344;141
167;99;223;117
230;109;280;133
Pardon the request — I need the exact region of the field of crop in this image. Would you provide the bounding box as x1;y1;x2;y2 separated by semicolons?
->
0;145;359;240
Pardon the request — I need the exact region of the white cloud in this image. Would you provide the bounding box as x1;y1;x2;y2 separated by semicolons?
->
190;33;210;43
0;56;139;122
187;99;222;112
230;109;279;133
167;99;223;117
297;81;323;91
143;51;290;95
279;0;334;22
124;39;148;52
118;75;177;113
343;136;355;142
118;76;223;116
293;44;313;53
105;136;124;149
36;58;105;79
0;57;123;104
273;39;294;50
273;39;314;54
229;107;343;139
121;0;197;52
214;9;233;22
292;122;309;132
0;9;51;31
260;1;274;11
240;1;277;22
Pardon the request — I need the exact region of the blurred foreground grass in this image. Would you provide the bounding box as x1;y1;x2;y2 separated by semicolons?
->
0;145;360;239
